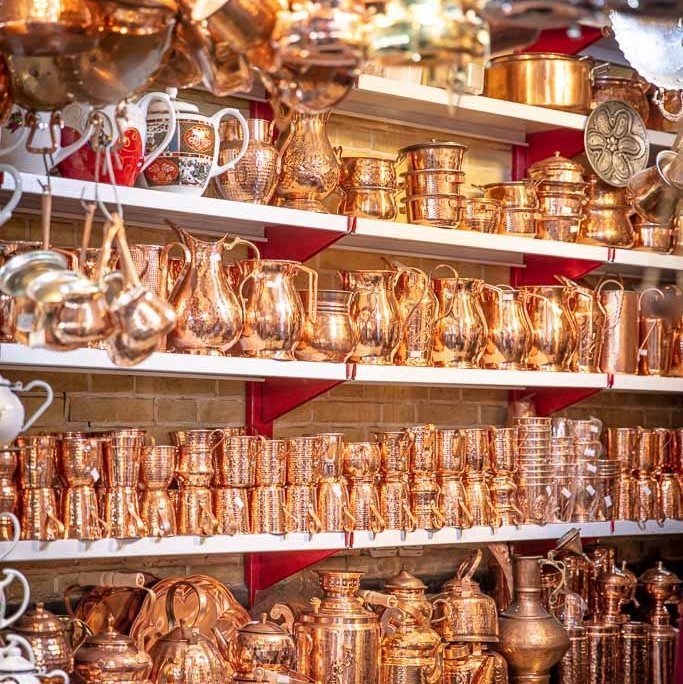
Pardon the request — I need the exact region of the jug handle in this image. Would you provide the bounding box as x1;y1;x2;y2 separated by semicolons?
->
296;264;318;323
540;559;567;605
211;108;249;176
456;548;483;581
200;500;218;536
67;617;92;651
165;580;206;630
652;88;683;122
370;503;386;534
0;569;30;629
431;264;459;321
24;111;62;156
0;165;22;228
156;508;172;537
281;502;297;534
393;266;428;336
637;287;666;355
430;500;446;529
10;379;54;435
127;502;147;538
223;234;261;262
270;603;295;634
159;241;191;303
430;598;452;625
136;92;177;173
458;498;474;528
0;512;20;561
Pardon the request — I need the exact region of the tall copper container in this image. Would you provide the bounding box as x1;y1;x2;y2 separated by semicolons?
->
295;570;380;684
650;625;676;684
622;622;651;684
598;282;639;375
318;477;352;532
558;624;587;684
586;623;619;684
498;556;569;684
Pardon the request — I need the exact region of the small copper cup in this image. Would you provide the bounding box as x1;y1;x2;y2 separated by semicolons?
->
140;445;177;489
317;478;353;532
408;424;436;473
176;486;218;536
214;435;260;488
434;429;465;475
375;430;413;474
348;477;384;533
176;445;214;487
317;432;345;478
254;440;288;486
20;487;64;540
285;484;322;534
379;474;416;531
101;486;146;539
287;436;328;485
17;435;58;488
343;442;381;478
250;485;286;534
437;474;472;529
140;489;176;537
214;487;250;535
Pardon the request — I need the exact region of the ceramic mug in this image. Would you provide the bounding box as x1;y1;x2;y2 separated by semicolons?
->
0;568;29;629
0;165;22;227
0;376;53;446
0;107;94;174
58;92;176;186
141;88;249;196
0;512;20;561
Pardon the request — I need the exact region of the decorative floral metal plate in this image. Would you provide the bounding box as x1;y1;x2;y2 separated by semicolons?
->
584;100;650;188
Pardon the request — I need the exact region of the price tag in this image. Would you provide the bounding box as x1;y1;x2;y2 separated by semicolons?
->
643;486;652;496
586;484;596;496
570;225;579;233
604;495;613;509
562;487;572;499
590;424;600;433
503;293;514;301
585;448;596;457
332;483;343;497
545;485;553;496
235;496;245;510
639;349;648;357
586;463;597;473
90;468;100;483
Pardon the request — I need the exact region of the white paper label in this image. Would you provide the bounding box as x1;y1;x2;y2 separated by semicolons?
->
585;448;596;457
590;425;600;433
332;483;343;497
639;349;648;357
586;485;596;496
586;463;598;473
570;225;579;233
604;495;613;508
562;487;572;499
90;468;100;483
503;293;514;301
235;496;245;510
546;485;553;495
644;486;652;496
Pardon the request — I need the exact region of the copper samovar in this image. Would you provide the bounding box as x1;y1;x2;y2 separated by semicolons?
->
295;570;382;684
379;570;442;684
497;556;569;684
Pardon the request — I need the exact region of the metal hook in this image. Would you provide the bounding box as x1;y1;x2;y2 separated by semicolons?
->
104;144;124;220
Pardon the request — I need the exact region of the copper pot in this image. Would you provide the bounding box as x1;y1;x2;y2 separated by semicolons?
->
340;156;397;189
484;53;593;113
338;187;398;221
402;194;465;227
458;198;501;233
529;152;585;184
398;141;467;171
635;220;676;253
592;74;650;123
483;181;537;208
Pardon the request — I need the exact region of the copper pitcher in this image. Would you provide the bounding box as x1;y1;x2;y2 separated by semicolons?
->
239;259;317;360
579;176;635;247
339;268;409;365
597;278;639;375
639;288;674;376
129;241;191;300
481;284;532;370
168;226;260;355
431;270;488;369
522;285;578;372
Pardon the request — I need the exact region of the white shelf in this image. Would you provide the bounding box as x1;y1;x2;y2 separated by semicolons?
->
610;374;683;394
336;76;677;149
3;174;683;275
3;520;681;563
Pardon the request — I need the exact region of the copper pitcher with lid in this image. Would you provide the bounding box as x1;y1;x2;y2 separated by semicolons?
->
239;259;318;360
431;269;488;369
168;225;261;355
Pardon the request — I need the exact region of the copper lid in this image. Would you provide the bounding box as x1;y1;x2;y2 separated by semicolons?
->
385;570;427;592
529;151;585;175
15;603;64;635
399;140;468;153
238;614;289;636
639;562;681;587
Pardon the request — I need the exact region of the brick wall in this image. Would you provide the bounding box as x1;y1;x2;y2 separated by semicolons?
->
2;108;682;608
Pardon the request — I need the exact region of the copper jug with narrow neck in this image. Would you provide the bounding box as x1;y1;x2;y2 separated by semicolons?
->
431;272;488;369
167;225;260;355
498;556;570;684
481;284;532;370
239;258;318;360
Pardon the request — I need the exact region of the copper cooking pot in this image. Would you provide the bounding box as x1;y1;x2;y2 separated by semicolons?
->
484;53;593;113
529;152;585;185
592;74;650;123
483;181;537;208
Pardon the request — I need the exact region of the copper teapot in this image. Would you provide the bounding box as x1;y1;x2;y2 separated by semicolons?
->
73;614;152;683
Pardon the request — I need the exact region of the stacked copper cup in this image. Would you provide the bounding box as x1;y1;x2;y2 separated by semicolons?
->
140;444;177;537
338;156;400;220
60;433;105;540
399;142;467;228
172;429;218;536
17;435;63;540
316;432;352;533
213;434;258;535
376;429;414;531
489;427;522;526
343;441;384;533
435;428;471;529
606;427;638;522
408;423;444;530
285;436;326;534
0;445;18;540
652;428;681;521
251;439;288;534
462;427;495;528
632;428;663;524
516;417;554;524
101;429;145;538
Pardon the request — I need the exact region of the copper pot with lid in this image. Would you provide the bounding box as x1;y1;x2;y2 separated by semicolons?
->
73;615;152;683
229;611;296;675
592;73;650;123
529;151;585;185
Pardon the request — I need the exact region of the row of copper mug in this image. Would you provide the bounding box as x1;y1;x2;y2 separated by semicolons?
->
605;426;683;474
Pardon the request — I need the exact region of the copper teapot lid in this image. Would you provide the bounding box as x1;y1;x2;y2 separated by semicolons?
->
384;570;426;592
639;562;681;587
15;603;64;635
238;614;289;636
79;615;138;652
529;150;585;175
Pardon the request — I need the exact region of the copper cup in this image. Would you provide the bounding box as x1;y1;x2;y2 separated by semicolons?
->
171;428;222;448
634;474;659;523
140;445;176;489
101;438;142;488
250;485;286;534
0;447;17;480
287;436;328;485
317;478;353;533
20;488;64;540
379;474;416;531
59;435;102;487
606;427;638;467
213;487;250;535
490;427;518;474
0;477;17;540
254;440;288;486
437;474;472;529
658;472;681;520
464;473;496;527
348;477;384;533
408;423;436;472
140;488;176;537
285;484;322;534
434;429;465;475
635;428;657;474
101;486;146;539
375;430;413;474
343;442;381;478
214;435;260;488
616;472;636;521
17;435;58;488
176;445;214;487
176;486;217;536
462;428;492;473
317;432;345;478
411;474;444;530
63;485;106;540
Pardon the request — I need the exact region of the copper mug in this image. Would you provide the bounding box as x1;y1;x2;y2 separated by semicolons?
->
140;444;176;489
0;477;18;540
20;487;64;540
140;487;176;537
176;445;214;487
250;485;286;534
408;423;436;473
379;474;417;531
437;475;473;528
214;434;261;488
464;473;496;528
176;486;218;536
317;432;345;479
285;484;322;535
254;439;288;486
375;430;413;474
59;434;102;487
317;478;354;533
462;428;492;473
63;485;107;540
287;436;328;485
214;486;250;535
434;429;465;474
101;434;143;488
411;474;445;530
101;486;146;539
343;441;381;478
17;435;57;488
348;476;385;533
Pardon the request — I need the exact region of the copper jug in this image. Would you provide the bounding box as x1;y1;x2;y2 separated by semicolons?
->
295;570;381;684
339;268;406;365
432;272;488;369
597;279;639;375
498;556;570;684
239;259;318;360
481;284;532;370
276;111;340;213
392;263;435;367
380;571;443;684
559;276;605;373
639;288;674;376
521;286;578;371
73;614;152;684
168;226;260;355
129;242;190;301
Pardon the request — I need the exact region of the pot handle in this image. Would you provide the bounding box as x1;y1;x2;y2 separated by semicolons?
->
456;548;483;581
165;579;206;630
270;603;295;633
211;108;249;176
0;164;21;228
296;264;318;323
136;92;177;173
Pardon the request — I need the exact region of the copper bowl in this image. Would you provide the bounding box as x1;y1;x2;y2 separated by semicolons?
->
340;156;397;190
338;187;398;221
458;198;502;233
635;221;676;253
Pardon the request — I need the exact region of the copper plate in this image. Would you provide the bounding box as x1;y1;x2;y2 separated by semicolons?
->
585;100;649;188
